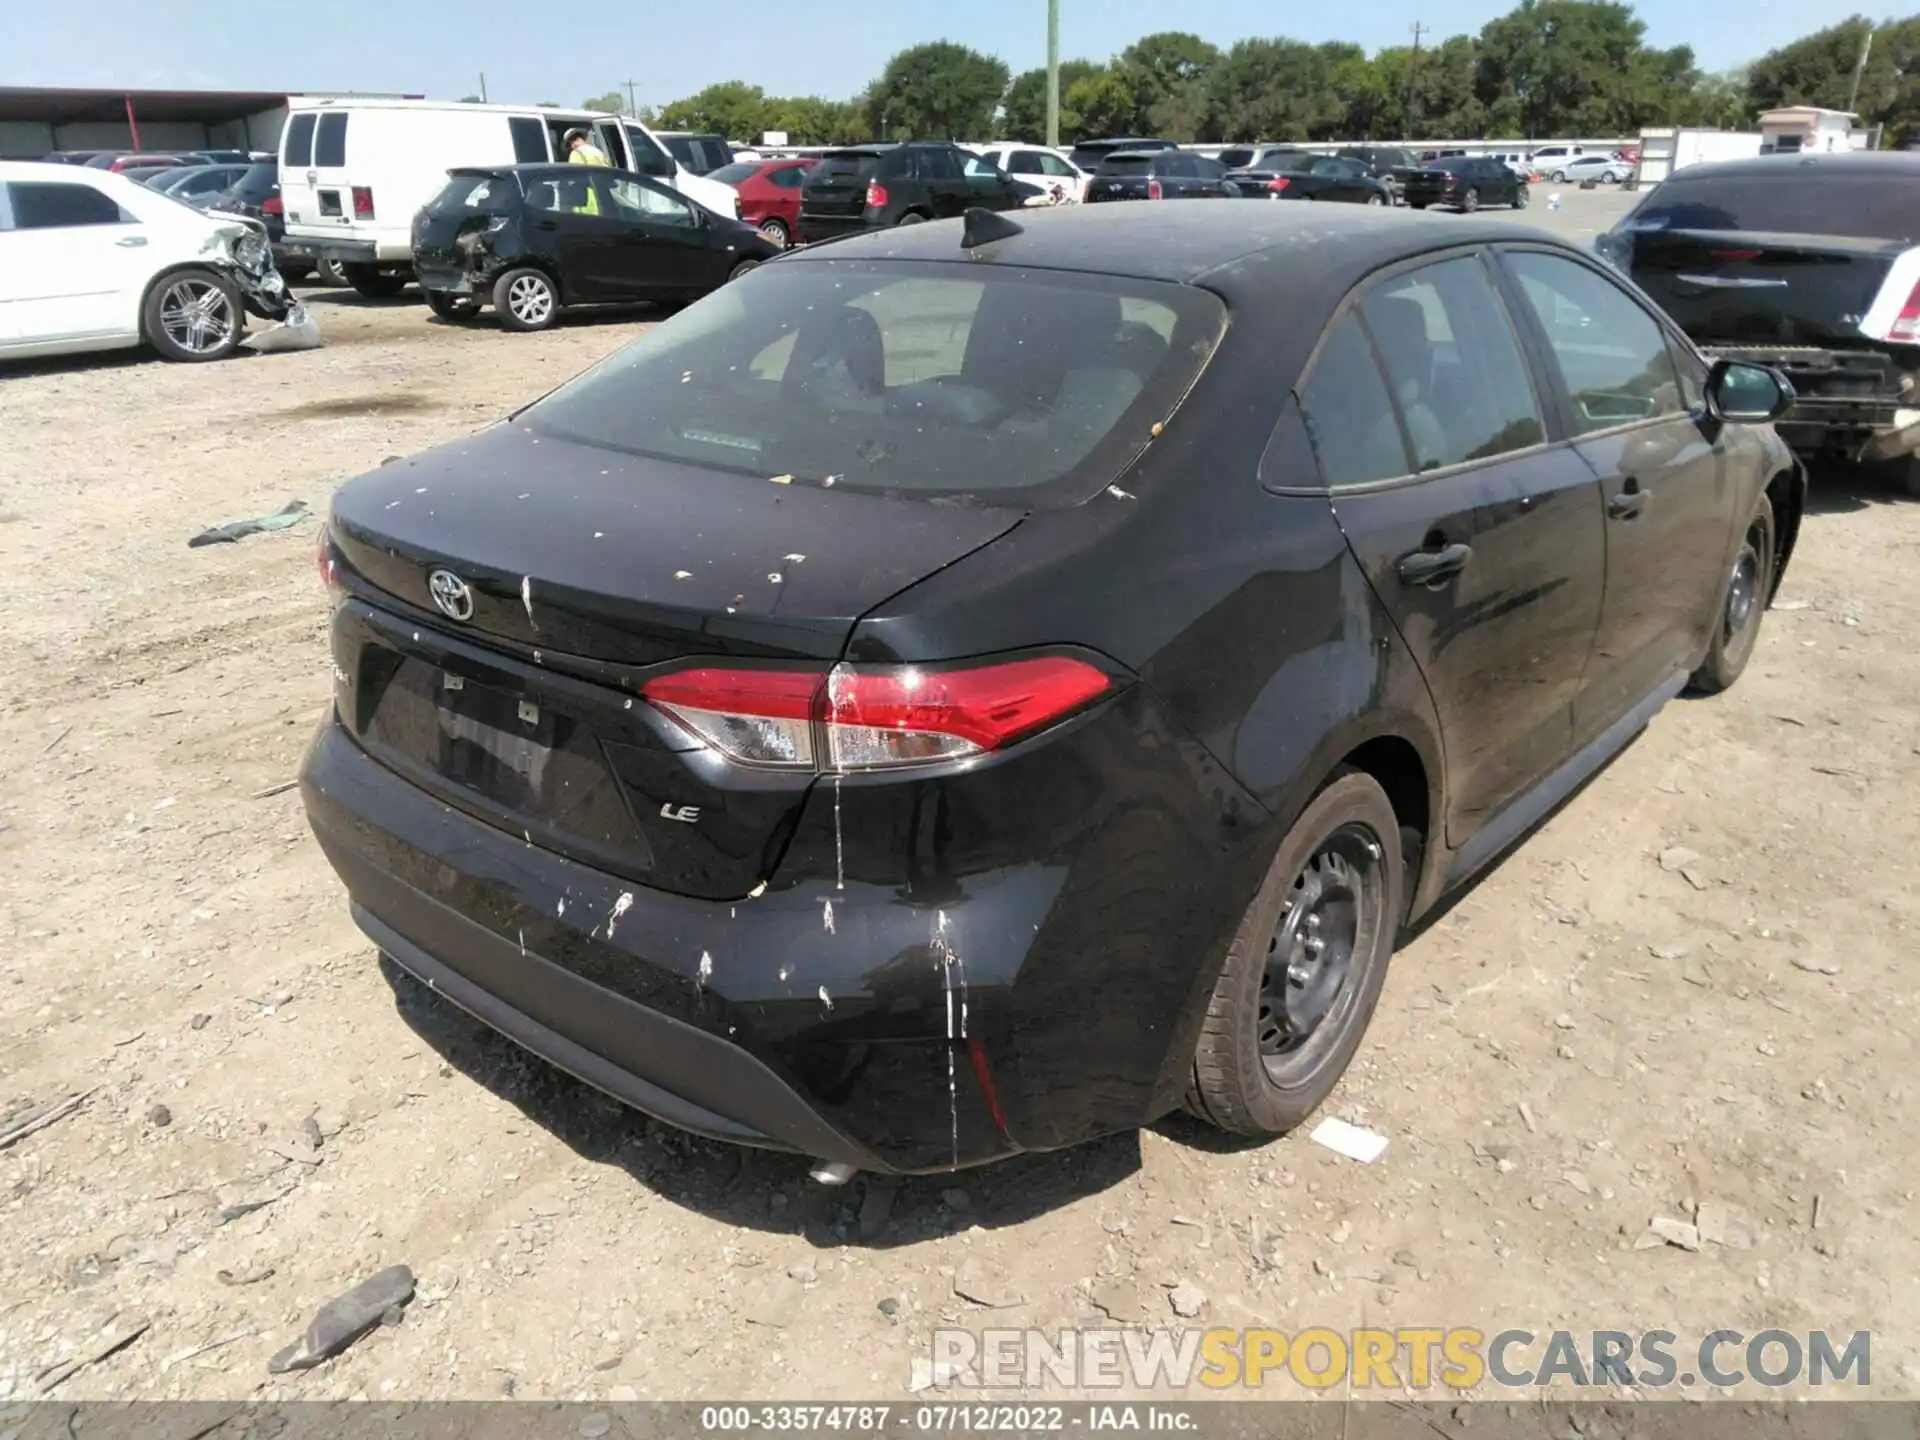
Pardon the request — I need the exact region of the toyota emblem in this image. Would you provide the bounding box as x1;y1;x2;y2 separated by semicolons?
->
428;569;474;621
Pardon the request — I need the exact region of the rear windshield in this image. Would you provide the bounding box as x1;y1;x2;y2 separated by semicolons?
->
426;176;517;216
1624;172;1919;242
1098;156;1153;176
524;259;1227;507
813;153;882;180
709;161;762;185
233;162;278;197
1429;157;1470;173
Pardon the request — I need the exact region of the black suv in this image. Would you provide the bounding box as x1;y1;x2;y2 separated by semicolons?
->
796;143;1024;242
410;165;777;331
1068;136;1177;174
1597;152;1920;494
657;132;735;176
1086;150;1235;203
1401;155;1529;212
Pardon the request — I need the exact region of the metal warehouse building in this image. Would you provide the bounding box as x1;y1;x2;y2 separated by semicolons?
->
0;86;419;159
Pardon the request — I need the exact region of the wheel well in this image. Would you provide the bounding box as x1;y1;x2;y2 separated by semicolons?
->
1764;463;1804;601
1339;736;1431;899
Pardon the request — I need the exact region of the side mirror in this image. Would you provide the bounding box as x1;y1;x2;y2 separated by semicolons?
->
1705;358;1795;423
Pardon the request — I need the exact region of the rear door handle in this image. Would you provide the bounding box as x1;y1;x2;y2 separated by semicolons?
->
1396;542;1473;586
1607;480;1646;520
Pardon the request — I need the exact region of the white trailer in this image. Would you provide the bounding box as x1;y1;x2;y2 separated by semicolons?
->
1632;128;1764;186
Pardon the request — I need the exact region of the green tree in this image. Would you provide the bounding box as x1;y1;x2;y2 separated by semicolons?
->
1117;32;1221;137
865;41;1010;140
582;91;627;114
1064;70;1147;139
1746;16;1877;112
764;96;868;145
656;81;773;139
1207;38;1336;140
1475;0;1677;137
1000;60;1103;140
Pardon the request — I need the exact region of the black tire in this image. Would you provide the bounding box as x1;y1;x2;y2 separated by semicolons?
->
1689;494;1775;694
896;211;928;225
1875;454;1920;498
729;259;762;282
342;263;408;299
1408;202;1429;210
756;217;789;248
1514;183;1530;208
280;262;314;283
1461;187;1480;214
315;258;348;286
1551;169;1568;184
493;267;560;332
1187;771;1404;1137
423;289;481;321
142;267;244;363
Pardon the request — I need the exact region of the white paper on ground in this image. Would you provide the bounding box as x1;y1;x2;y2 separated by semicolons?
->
1309;1116;1390;1163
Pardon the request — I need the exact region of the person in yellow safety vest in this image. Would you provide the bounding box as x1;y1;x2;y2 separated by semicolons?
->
563;127;610;215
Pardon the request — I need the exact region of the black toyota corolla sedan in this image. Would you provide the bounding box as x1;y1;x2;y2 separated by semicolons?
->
303;203;1804;1174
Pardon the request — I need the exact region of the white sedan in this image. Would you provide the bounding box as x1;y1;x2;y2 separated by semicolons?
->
968;143;1090;204
1545;154;1630;184
0;160;294;363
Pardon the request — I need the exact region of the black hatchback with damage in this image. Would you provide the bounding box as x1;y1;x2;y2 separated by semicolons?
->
304;203;1803;1174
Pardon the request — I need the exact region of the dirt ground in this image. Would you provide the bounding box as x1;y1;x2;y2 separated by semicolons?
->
2;190;1918;1406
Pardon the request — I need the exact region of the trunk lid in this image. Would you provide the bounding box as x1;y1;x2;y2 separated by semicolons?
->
329;423;1024;667
327;424;1023;900
1623;228;1902;348
801;153;882;218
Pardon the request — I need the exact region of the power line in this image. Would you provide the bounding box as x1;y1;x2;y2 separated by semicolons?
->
1407;22;1428;139
623;79;640;116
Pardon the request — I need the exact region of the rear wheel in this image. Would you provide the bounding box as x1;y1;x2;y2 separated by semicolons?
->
1514;183;1530;208
729;259;762;282
342;263;408;299
494;267;560;332
143;268;243;362
1188;771;1403;1137
1689;495;1775;693
897;211;928;226
1365;193;1384;206
315;258;348;286
1551;169;1568;183
1461;187;1480;213
1872;454;1920;498
423;289;481;321
756;217;789;248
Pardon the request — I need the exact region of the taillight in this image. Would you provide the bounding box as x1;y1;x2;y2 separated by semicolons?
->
315;528;344;593
865;180;888;208
640;656;1113;772
1266;177;1290;194
1893;281;1920;343
351;186;375;219
262;195;283;216
1709;248;1761;261
1147;178;1163;200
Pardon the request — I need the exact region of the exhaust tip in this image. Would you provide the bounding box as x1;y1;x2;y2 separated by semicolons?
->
809;1160;858;1186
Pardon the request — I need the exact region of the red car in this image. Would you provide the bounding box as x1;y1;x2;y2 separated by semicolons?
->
707;156;817;248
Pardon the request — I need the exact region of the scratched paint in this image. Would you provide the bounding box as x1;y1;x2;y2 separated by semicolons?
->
817;985;833;1011
697;951;714;988
822;899;835;934
520;576;536;628
606;891;633;938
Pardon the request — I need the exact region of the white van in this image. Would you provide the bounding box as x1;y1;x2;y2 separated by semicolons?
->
278;99;741;297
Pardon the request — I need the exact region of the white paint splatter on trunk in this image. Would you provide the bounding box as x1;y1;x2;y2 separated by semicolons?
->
606;891;633;938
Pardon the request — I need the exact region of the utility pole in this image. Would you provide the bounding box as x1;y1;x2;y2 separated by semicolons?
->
622;79;640;116
1407;22;1428;141
1846;26;1874;115
1045;0;1061;149
478;72;488;103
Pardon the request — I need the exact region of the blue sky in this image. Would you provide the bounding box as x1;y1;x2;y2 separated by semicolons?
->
1;0;1809;109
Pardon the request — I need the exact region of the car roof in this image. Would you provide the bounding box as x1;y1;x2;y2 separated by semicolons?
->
819;144;899;157
782;200;1557;292
1660;150;1920;181
0;159;133;183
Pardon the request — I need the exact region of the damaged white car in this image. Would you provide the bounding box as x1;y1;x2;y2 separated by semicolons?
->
0;160;314;364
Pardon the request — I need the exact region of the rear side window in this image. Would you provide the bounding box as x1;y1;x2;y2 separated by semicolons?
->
1007;150;1043;174
624;126;676;177
509;117;549;163
525;260;1227;507
314;113;347;167
916;148;961;180
1298;315;1409;487
1625;172;1918;242
814;153;881;180
1218;148;1254;169
1360;257;1545;472
6;182;126;229
426;176;516;216
1505;252;1686;433
283;113;316;167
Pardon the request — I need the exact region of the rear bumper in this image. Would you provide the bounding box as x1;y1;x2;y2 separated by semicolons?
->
1702;343;1915;459
303;719;1070;1172
282;231;414;265
795;212;874;243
